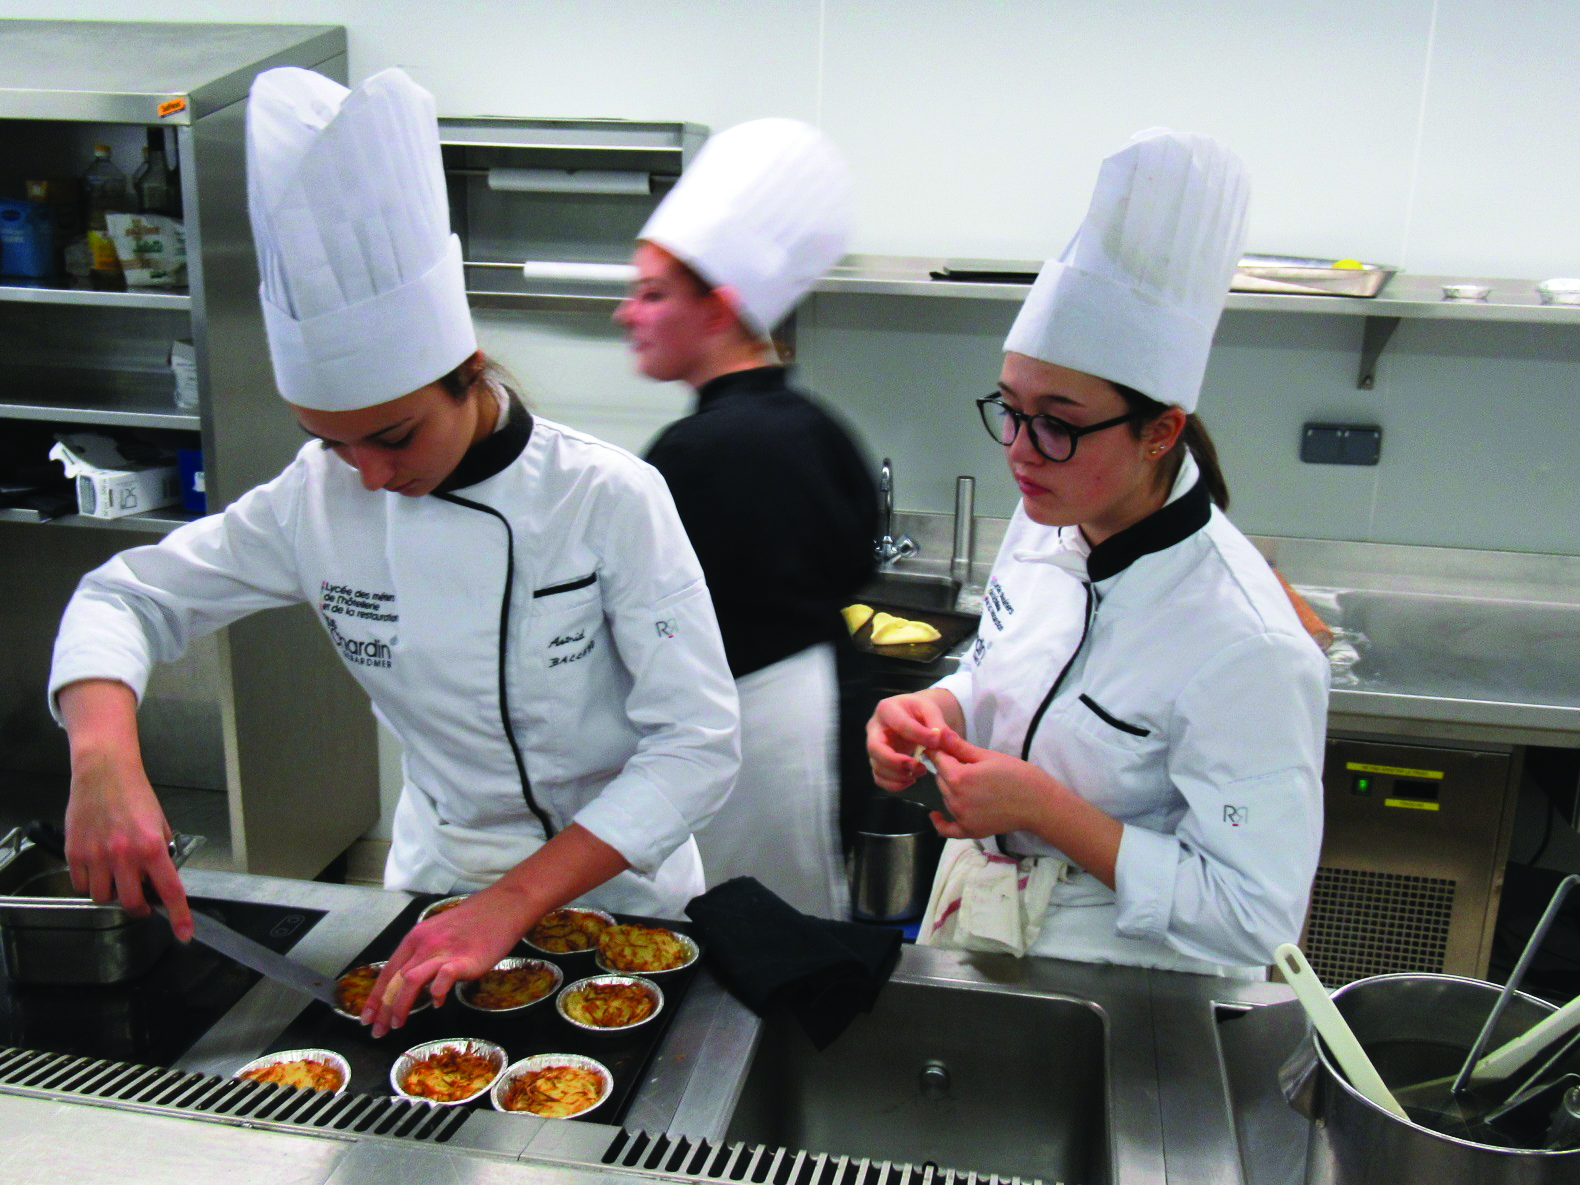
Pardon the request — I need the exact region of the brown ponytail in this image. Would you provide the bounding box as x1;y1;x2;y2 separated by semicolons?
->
1111;383;1230;511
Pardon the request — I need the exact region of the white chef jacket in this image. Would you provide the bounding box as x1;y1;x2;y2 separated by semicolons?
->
49;405;741;918
934;453;1328;972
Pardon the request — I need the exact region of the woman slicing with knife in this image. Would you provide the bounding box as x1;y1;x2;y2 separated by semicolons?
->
867;129;1329;973
49;67;739;1035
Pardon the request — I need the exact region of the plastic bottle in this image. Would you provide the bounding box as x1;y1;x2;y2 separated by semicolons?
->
135;129;174;216
82;144;129;291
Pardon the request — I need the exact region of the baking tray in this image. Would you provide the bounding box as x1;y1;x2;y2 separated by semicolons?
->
1232;254;1397;298
263;896;700;1124
850;602;978;666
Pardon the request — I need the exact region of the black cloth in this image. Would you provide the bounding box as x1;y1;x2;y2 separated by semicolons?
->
686;876;902;1050
644;366;878;679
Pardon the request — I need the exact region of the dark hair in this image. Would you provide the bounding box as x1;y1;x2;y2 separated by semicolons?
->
436;352;529;408
1112;382;1229;510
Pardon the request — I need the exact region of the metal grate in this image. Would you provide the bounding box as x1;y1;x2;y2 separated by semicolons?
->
1304;866;1456;985
600;1128;1054;1185
0;1046;467;1142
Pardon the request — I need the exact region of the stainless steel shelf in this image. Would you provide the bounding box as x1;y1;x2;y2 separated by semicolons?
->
0;20;344;124
0;280;191;311
0;397;199;431
0;506;193;533
814;255;1580;326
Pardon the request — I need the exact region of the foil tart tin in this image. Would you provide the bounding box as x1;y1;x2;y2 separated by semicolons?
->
1442;282;1491;301
330;959;435;1022
522;907;616;957
233;1047;350;1095
491;1052;613;1119
593;925;700;976
1537;278;1580;305
456;956;564;1014
556;973;665;1037
417;894;472;923
390;1037;507;1106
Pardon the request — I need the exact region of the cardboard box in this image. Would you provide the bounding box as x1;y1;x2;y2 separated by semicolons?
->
49;433;182;520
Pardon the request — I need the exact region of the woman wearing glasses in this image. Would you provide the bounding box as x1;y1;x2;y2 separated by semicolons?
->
867;130;1328;974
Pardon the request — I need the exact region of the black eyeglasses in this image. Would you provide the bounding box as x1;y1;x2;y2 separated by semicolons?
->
976;395;1140;463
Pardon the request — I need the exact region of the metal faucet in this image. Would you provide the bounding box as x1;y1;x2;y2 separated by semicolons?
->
875;457;918;565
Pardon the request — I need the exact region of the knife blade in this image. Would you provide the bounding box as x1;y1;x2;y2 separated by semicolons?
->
158;904;340;1007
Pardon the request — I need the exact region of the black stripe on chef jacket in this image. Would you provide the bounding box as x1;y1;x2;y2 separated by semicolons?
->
428;399;557;837
996;476;1212;858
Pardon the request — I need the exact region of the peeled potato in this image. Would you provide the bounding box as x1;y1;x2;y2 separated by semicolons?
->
870;612;941;645
841;603;874;634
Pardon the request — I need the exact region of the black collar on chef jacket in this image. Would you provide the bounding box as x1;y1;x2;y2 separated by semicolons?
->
694;363;792;409
432;398;533;495
1084;475;1212;584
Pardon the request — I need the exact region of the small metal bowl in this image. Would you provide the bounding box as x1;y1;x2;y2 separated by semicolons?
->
233;1047;350;1095
1537;278;1580;305
417;894;471;923
456;956;564;1014
593;924;700;976
1442;282;1490;301
556;974;664;1037
491;1053;613;1119
390;1037;507;1106
522;906;615;957
330;960;434;1022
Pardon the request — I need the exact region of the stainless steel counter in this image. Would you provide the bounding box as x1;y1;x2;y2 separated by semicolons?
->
2;868;1311;1185
883;516;1580;748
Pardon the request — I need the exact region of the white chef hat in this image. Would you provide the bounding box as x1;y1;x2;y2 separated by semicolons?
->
246;67;476;412
1004;128;1249;413
638;118;853;336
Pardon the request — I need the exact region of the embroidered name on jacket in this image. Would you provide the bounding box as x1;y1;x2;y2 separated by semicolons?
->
549;637;596;667
320;581;398;669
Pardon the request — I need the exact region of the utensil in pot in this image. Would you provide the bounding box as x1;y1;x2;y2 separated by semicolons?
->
1273;943;1408;1119
1393;874;1579;1120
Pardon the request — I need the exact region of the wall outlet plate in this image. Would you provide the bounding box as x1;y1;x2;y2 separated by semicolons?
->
1301;423;1381;466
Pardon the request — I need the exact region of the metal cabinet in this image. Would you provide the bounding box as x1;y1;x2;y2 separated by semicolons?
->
0;20;376;881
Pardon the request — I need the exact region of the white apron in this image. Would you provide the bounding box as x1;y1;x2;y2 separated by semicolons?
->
693;642;849;919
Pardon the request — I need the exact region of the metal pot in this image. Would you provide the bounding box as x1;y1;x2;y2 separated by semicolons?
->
1283;973;1580;1183
850;797;942;923
0;826;202;985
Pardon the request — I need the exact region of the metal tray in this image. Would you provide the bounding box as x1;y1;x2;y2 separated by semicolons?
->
850;602;978;666
0;826;204;985
1232;253;1397;298
263;896;702;1125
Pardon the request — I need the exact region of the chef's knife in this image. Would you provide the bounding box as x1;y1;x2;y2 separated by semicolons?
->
158;903;340;1007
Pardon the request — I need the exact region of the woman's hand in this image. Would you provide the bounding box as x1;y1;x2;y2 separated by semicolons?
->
866;689;963;792
362;823;630;1037
927;727;1051;838
363;887;530;1037
59;679;194;942
927;728;1123;888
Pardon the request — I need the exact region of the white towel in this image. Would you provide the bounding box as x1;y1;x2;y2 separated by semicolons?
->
917;838;1067;957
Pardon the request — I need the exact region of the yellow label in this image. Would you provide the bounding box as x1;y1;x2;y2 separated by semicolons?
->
1345;762;1444;780
87;230;121;271
157;97;187;118
1384;798;1441;812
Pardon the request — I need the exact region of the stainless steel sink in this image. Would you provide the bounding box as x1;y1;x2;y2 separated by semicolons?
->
724;976;1110;1183
1334;589;1580;704
860;568;963;613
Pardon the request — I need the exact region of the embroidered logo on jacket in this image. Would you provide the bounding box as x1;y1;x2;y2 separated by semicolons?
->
1223;805;1249;827
982;578;1015;634
320;581;398;669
